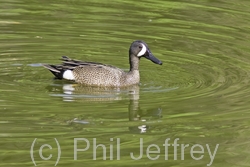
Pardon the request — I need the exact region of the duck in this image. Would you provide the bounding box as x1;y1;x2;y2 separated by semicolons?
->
43;40;162;87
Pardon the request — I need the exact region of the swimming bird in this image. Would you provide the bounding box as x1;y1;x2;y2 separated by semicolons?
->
43;40;162;87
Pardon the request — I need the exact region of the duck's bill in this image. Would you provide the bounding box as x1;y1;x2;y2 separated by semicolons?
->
145;51;162;65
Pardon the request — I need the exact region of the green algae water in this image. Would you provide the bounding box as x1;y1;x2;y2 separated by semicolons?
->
1;0;250;166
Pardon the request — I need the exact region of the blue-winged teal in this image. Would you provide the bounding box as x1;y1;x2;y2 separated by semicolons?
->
43;40;162;87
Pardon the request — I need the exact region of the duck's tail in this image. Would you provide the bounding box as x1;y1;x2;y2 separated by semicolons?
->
43;56;77;80
43;64;64;79
43;64;75;81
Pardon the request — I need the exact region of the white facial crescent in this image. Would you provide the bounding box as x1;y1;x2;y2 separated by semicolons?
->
137;44;147;57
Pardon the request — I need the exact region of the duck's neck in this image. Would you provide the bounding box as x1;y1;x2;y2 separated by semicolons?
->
129;54;140;71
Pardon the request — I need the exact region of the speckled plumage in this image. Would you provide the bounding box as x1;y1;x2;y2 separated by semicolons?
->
43;40;162;87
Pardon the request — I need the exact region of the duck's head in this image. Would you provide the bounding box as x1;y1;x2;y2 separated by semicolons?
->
129;40;162;65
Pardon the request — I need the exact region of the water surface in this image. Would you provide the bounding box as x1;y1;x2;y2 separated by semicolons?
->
0;0;250;166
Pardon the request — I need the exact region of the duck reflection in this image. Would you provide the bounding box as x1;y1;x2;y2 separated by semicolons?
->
46;82;162;133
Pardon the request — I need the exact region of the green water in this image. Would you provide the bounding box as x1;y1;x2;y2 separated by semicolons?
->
1;0;250;166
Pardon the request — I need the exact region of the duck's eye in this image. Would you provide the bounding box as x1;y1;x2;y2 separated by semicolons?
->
139;45;142;49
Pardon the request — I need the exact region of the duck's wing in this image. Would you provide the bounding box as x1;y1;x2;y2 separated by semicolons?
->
61;56;121;70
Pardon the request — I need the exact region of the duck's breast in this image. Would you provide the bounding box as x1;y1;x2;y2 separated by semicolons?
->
120;70;140;87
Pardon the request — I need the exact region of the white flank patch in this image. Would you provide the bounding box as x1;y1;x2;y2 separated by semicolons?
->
63;70;75;80
137;43;147;57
